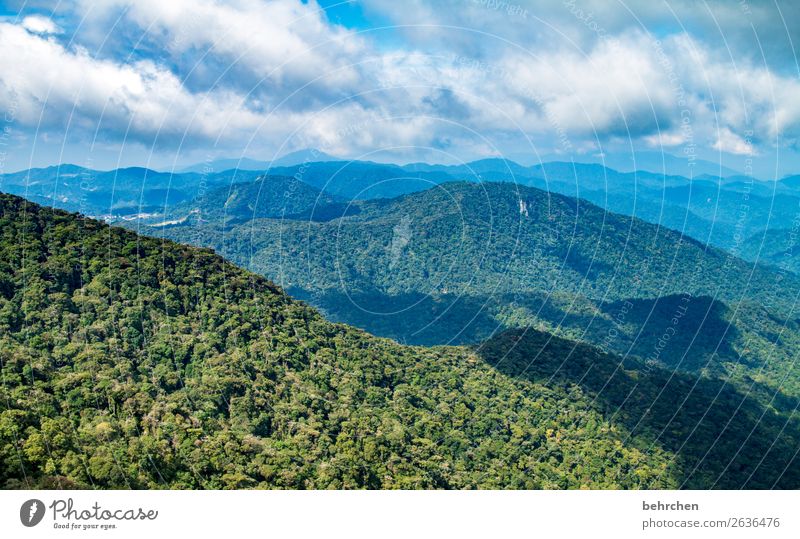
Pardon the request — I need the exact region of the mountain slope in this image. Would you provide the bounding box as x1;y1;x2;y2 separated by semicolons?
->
0;193;679;489
151;181;800;407
142;175;347;228
9;160;797;257
741;228;800;274
400;160;795;251
4;194;800;488
163;181;800;311
0;164;262;220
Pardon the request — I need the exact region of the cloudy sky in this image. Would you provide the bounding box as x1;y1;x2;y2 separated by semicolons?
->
0;0;798;177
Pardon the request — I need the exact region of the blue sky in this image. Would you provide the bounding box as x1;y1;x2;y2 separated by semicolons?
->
0;0;799;178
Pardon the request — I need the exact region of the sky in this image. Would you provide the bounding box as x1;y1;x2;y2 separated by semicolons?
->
0;0;799;178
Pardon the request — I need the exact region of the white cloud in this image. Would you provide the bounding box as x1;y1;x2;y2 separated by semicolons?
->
0;22;264;145
1;0;800;167
78;0;367;97
644;131;686;148
713;128;755;156
502;32;677;137
21;15;61;35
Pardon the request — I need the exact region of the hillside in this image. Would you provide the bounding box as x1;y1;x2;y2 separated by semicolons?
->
157;180;800;312
741;228;800;274
143;175;347;228
3;194;800;489
247;160;800;252
0;164;262;221
0;193;671;489
8;160;798;258
150;181;800;404
506;163;791;251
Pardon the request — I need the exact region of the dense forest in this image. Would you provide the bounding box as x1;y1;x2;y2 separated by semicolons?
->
151;179;800;310
149;180;800;408
3;194;799;489
741;228;800;274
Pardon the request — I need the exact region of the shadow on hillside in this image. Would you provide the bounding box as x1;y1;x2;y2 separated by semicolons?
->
476;328;800;489
598;295;740;371
288;288;504;346
286;202;361;222
290;288;743;372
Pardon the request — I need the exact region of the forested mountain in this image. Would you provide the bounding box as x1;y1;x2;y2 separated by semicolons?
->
148;181;800;415
741;228;800;274
154;179;800;316
486;163;795;252
2;193;800;489
263;161;457;200
6;159;798;260
201;160;800;254
0;164;261;221
143;175;347;228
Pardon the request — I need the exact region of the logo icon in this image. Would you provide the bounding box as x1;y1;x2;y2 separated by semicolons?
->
20;499;45;527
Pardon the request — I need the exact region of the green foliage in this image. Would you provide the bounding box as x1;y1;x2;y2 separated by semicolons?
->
740;228;800;274
0;194;681;489
3;192;800;490
147;175;345;229
153;181;800;403
479;329;800;488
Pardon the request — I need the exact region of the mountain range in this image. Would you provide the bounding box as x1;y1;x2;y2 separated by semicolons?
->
144;176;800;409
7;156;799;260
2;193;800;489
5;155;800;489
178;149;342;173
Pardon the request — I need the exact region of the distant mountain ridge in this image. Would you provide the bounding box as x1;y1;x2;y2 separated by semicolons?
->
179;148;341;173
0;163;262;220
144;175;348;228
3;156;798;261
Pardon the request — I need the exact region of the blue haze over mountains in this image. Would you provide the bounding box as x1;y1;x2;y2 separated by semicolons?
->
4;149;800;262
